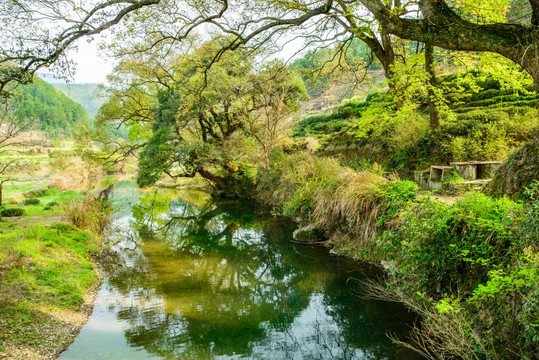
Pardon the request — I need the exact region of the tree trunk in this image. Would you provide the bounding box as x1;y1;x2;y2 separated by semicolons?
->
360;0;539;90
424;44;441;129
198;167;230;190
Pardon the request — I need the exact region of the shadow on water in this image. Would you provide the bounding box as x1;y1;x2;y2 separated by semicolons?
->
61;181;424;360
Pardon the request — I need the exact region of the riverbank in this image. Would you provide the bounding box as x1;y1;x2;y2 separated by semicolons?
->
0;188;107;359
256;151;539;360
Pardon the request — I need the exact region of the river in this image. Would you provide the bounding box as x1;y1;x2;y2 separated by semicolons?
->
59;181;423;360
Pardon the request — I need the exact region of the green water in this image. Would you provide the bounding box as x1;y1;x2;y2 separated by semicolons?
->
60;182;423;359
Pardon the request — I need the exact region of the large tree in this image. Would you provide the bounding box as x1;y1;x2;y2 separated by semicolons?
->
359;0;539;88
95;39;307;192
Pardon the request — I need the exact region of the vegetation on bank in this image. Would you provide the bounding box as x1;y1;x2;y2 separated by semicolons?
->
78;35;539;358
296;71;539;174
0;185;109;358
256;150;538;359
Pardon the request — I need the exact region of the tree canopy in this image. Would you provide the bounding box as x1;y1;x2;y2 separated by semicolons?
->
1;0;538;93
94;38;307;192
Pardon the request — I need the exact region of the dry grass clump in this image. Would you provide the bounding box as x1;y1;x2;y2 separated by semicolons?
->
312;169;387;237
360;278;484;360
63;195;110;235
49;155;103;192
258;151;390;246
262;153;338;206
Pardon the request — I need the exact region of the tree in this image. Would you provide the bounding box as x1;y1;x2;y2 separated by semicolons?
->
248;61;308;168
96;38;306;193
359;0;539;88
3;0;539;91
14;77;89;134
424;44;441;129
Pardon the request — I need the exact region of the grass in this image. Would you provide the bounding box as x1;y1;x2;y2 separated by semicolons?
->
0;184;103;358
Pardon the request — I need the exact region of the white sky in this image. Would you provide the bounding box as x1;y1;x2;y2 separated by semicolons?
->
68;39;114;84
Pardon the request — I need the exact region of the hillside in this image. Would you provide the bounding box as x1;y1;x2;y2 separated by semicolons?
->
295;71;539;175
52;83;103;120
14;78;89;134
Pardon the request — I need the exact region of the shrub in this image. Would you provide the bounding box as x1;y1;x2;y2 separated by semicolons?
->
0;208;25;217
63;195;111;234
383;192;523;294
44;201;58;211
20;198;40;206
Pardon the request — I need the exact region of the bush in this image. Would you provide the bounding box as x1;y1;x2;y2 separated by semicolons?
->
1;208;25;217
44;201;58;211
63;196;111;234
382;192;523;294
20;198;40;206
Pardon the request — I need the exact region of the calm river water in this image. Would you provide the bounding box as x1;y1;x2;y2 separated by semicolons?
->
60;181;423;360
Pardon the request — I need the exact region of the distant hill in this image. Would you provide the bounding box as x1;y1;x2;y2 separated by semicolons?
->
52;83;103;120
36;73;104;120
14;77;89;134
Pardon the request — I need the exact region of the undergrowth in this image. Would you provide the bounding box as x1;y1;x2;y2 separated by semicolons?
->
257;150;539;360
0;185;110;357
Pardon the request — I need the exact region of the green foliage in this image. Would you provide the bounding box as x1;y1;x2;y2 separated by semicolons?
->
137;126;176;188
291;39;375;97
297;70;539;174
133;38;307;193
259;149;537;358
384;192;524;293
1;207;25;217
295;92;388;137
375;180;418;226
14;77;89;134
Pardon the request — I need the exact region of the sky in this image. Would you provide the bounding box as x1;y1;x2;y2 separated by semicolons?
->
70;40;114;84
67;39;114;84
41;39;113;85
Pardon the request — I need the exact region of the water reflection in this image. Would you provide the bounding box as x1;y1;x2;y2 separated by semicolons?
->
62;183;422;360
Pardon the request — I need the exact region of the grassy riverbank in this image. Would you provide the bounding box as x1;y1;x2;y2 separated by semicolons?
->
256;151;539;360
0;185;108;359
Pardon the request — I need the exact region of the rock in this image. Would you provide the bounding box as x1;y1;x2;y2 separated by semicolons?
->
489;133;539;199
292;224;324;243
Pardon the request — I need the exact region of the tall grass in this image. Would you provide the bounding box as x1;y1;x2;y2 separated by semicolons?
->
63;195;110;235
257;150;409;254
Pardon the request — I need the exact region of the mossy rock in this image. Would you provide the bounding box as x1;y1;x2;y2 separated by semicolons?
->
1;208;25;217
292;224;325;243
489;133;539;199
